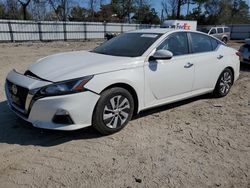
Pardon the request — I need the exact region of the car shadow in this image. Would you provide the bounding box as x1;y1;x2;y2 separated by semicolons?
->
133;94;210;120
0;94;211;147
0;101;102;147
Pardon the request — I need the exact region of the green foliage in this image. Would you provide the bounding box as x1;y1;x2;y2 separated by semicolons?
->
110;0;135;22
68;6;88;21
163;0;250;25
230;0;250;24
185;0;250;24
133;5;161;24
97;0;160;24
95;3;120;22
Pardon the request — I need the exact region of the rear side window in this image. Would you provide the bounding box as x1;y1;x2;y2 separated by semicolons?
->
224;28;230;32
217;28;223;33
157;32;189;56
190;33;213;53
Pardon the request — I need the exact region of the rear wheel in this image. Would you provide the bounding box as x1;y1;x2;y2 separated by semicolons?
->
213;68;233;97
93;87;134;135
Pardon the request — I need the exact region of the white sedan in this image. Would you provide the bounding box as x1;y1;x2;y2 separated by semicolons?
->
5;29;240;135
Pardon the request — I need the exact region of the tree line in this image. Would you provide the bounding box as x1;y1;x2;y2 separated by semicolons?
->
0;0;249;25
162;0;250;24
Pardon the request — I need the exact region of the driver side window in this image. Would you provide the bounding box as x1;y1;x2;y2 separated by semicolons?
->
156;32;189;56
210;29;217;34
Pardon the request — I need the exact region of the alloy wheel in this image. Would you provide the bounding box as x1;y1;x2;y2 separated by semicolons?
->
219;71;232;94
103;95;131;129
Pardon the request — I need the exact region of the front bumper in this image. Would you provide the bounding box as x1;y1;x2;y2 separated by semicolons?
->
5;70;100;131
29;92;99;130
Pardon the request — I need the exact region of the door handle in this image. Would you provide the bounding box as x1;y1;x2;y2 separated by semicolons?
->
217;55;224;59
184;62;194;68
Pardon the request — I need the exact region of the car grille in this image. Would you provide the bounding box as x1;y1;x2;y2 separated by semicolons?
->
6;80;29;111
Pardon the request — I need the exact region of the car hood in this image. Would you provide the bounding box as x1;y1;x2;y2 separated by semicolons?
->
28;51;143;82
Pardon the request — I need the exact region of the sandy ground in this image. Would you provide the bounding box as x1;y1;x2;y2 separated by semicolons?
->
0;41;249;188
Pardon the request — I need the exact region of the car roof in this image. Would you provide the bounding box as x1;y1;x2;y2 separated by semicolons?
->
134;29;224;44
129;29;214;36
129;28;174;34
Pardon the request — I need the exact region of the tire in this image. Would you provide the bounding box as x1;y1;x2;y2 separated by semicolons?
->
222;37;228;44
213;68;233;98
92;87;134;135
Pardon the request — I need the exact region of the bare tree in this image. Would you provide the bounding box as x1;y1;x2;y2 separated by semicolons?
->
5;0;20;19
162;0;189;18
29;0;48;20
48;0;73;21
88;0;97;21
99;0;104;7
161;0;178;18
17;0;31;20
176;0;187;18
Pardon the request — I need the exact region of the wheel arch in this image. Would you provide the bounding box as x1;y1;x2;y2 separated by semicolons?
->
225;66;235;83
101;83;139;116
214;66;235;90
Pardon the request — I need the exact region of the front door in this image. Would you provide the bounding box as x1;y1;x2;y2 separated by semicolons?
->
145;32;194;104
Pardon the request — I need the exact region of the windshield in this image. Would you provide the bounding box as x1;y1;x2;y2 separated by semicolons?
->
92;33;162;57
199;27;210;34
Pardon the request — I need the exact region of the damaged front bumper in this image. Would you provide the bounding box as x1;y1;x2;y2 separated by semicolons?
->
5;70;100;131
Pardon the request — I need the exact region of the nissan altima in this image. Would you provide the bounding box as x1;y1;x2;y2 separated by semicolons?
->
5;29;240;135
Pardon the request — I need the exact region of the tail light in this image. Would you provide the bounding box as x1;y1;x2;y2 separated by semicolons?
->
236;51;241;57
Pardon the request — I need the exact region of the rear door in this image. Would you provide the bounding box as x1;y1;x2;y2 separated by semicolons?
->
188;33;224;91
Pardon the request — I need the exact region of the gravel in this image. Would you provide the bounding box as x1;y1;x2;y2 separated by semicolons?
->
0;41;249;188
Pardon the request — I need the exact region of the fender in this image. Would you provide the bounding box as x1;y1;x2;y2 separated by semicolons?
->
85;67;145;112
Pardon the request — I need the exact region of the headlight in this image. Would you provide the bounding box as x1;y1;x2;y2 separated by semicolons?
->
39;75;93;96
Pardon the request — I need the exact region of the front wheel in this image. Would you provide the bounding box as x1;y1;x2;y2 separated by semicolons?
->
213;68;233;98
222;37;228;44
92;87;134;135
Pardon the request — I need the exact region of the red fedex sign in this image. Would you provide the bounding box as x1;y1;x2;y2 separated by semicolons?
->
176;23;191;30
161;20;197;31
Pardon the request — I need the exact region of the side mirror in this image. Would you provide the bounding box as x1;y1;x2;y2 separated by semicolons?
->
149;50;173;61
